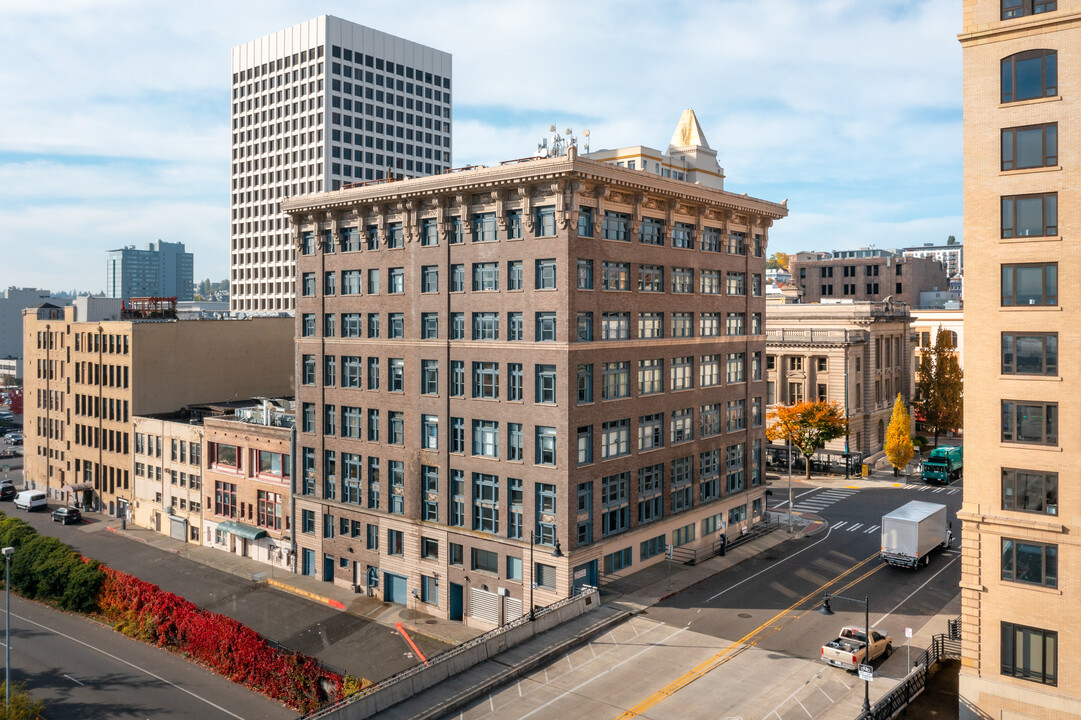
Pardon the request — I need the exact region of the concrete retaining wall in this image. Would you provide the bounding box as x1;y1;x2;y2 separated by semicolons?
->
308;588;600;720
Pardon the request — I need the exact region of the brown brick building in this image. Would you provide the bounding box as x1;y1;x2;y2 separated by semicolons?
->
790;253;948;306
283;144;787;625
959;1;1080;717
22;297;293;517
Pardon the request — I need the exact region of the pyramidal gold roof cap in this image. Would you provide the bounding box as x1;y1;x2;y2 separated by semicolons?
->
669;108;711;150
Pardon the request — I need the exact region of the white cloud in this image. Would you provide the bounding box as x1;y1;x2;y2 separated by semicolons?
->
0;0;964;292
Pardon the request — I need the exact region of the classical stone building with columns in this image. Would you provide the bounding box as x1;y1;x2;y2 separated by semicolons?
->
766;297;913;462
282;137;787;625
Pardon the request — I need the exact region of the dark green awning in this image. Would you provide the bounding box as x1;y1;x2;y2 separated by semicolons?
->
217;520;268;540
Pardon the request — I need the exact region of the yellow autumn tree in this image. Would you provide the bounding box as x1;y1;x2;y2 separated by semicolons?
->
766;401;848;480
884;393;914;477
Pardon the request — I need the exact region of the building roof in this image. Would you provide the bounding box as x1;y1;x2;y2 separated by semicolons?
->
668;109;711;150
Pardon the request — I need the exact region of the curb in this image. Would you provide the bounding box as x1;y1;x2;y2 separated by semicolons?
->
266;578;347;610
409;609;632;720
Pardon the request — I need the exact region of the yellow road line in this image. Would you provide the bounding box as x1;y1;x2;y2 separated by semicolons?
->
612;552;884;720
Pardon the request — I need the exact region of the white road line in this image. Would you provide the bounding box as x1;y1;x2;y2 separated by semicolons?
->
707;525;842;603
864;525;880;534
871;555;960;629
848;523;863;532
831;521;847;530
932;488;945;493
948;489;960;495
64;674;84;686
12;611;247;720
514;626;688;720
819;686;834;703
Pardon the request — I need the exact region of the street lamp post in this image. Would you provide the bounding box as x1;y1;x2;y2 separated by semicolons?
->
3;546;13;711
528;531;563;621
818;592;872;714
787;436;794;533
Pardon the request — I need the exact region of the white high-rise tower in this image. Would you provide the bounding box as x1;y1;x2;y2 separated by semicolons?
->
230;15;452;312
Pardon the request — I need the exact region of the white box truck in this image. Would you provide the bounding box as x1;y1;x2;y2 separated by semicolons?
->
880;501;950;568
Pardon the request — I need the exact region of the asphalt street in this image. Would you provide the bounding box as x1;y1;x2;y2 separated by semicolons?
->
448;477;963;720
3;592;294;719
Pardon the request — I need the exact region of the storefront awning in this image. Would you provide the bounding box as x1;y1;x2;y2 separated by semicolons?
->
63;482;93;492
217;520;267;540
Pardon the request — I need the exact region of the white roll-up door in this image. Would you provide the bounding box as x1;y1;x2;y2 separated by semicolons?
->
470;587;499;624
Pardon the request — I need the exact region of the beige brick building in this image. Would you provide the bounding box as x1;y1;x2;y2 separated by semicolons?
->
790;252;949;307
22;297;294;517
283;131;787;625
132;412;205;542
959;1;1080;717
765;299;913;462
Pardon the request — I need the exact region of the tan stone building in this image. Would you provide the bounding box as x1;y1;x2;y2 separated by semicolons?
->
202;402;294;569
790;252;949;307
22;297;294;517
283;122;787;625
911;307;964;408
132;411;205;542
959;2;1079;717
765;299;913;461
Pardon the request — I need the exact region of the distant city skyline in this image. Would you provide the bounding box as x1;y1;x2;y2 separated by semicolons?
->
0;0;961;292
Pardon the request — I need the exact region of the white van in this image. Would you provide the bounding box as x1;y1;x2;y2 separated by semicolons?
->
14;490;46;511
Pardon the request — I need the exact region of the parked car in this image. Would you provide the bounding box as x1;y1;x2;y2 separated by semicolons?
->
821;626;893;670
51;506;81;525
14;490;46;511
7;435;22;446
0;483;15;501
0;448;16;459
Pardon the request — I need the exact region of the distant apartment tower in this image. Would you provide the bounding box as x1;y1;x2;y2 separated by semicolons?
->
790;252;948;306
283;124;787;623
230;15;452;313
959;2;1079;718
106;241;194;302
902;237;963;278
0;287;58;378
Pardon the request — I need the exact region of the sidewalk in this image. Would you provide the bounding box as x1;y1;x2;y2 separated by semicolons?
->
88;516;482;647
766;457;934;492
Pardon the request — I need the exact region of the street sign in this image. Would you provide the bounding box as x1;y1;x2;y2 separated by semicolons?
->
905;627;913;639
858;664;874;682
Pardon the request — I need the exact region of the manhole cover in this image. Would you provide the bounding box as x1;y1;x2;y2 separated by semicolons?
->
425;619;437;625
739;613;752;619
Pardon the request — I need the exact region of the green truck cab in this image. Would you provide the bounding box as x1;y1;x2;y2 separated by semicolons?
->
922;446;963;484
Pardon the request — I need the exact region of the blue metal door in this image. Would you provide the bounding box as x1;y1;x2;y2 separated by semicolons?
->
449;582;464;621
572;560;598;592
323;554;334;582
384;571;407;604
301;548;316;576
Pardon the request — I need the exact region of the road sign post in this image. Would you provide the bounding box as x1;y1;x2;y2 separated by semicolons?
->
665;544;672;590
858;663;873;682
905;626;913;669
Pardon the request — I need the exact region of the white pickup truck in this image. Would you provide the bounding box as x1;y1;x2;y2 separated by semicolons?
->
821;626;893;670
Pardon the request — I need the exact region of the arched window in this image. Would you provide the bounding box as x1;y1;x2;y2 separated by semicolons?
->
1002;50;1057;103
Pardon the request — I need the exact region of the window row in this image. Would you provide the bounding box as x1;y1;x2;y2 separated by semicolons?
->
583;208;765;257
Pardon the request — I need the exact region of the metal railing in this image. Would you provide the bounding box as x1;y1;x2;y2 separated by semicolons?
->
667;517;779;566
855;618;962;720
300;586;597;720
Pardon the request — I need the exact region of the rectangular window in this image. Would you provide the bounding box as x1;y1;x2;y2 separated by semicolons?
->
639;264;663;292
602;419;631;459
421;265;439;293
472;312;499;340
638;312;663;340
604;547;633;574
602;312;630;340
472;212;497;242
421;414;439;449
640;535;667;561
602;361;630;400
535;312;557;342
508;423;524;462
577;258;594;289
1002;538;1057;588
509;363;523;401
473;362;499;398
535;365;557;404
472;420;499;457
472;473;499;534
367;268;380;294
727;353;746;383
1001;622;1057;686
508;312;523;341
602;211;630;241
1002;333;1057;375
1002;123;1057;171
700;355;720;387
671;267;693;294
576;312;594;341
535;206;556;236
1001;0;1057;20
638;358;663;395
639;413;664;452
387;529;404;556
388;358;404;392
451;312;464;339
577;207;594;237
421;217;438;246
577;364;593;404
577;426;593;466
388;267;404;293
671;408;693;444
1001;401;1057;445
671;313;693;338
472;262;499;291
1002;468;1057;515
535;426;557;465
601;472;630;536
602;262;630;291
450;264;464;292
536;259;557;289
671;356;693;391
1002;193;1057;238
640;217;665;245
727;271;746;295
673;222;694;249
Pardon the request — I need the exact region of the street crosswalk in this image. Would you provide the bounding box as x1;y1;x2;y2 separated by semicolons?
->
831;520;882;534
901;483;962;496
788;488;859;513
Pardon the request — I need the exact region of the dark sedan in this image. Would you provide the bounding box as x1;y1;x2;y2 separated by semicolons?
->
51;506;81;525
0;484;13;501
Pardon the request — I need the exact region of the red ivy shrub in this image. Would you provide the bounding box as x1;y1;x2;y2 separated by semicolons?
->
98;567;342;711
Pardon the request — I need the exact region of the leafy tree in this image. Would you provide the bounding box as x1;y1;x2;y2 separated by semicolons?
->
766;251;789;271
766;401;848;480
884;394;914;476
0;683;45;720
913;328;964;447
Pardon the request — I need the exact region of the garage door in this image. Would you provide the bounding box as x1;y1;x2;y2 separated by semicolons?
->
504;596;523;620
169;516;188;542
470;587;499;624
384;572;407;605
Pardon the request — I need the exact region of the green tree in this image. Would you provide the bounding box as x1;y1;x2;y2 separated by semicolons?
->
884;394;914;476
766;401;848;480
0;683;45;720
913;328;964;447
766;251;789;271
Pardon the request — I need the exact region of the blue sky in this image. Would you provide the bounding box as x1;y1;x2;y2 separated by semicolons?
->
0;0;961;293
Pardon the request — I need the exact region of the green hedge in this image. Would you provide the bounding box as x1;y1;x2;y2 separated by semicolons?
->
0;513;103;613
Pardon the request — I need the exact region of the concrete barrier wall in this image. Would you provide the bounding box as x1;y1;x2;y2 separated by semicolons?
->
311;588;600;720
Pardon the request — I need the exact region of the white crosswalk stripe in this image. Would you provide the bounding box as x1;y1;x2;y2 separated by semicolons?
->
790;488;859;513
864;525;880;534
833;521;847;530
847;523;863;532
